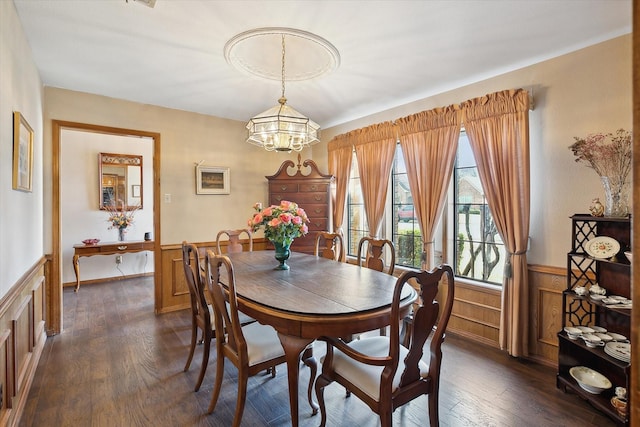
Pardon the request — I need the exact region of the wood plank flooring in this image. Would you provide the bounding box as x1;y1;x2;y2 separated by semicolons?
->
19;277;614;426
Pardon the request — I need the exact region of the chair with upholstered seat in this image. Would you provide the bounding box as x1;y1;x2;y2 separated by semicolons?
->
181;241;214;392
315;264;455;427
216;228;253;254
204;250;317;425
314;231;345;262
182;241;255;392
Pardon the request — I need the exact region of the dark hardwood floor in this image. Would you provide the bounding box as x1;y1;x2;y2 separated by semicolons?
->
19;277;614;426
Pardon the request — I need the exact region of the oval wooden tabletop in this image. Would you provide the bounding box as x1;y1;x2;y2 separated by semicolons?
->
222;251;416;338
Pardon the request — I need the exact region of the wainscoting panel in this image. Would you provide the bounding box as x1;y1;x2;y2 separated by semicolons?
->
527;264;565;367
0;258;46;427
444;281;501;347
158;239;269;314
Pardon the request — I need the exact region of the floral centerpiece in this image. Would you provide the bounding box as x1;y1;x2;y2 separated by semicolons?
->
106;205;139;241
248;201;309;269
569;129;632;217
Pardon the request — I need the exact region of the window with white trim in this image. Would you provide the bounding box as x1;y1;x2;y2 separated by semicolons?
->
344;132;505;285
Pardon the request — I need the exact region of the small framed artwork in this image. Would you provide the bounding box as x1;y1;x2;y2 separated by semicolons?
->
131;184;141;198
196;165;230;195
13;111;34;192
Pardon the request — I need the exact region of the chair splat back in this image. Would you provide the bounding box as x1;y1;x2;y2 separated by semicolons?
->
181;241;213;392
205;251;244;354
216;228;253;254
314;231;345;262
356;237;396;275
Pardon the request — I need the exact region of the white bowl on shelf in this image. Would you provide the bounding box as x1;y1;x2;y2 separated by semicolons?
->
582;334;604;348
624;251;632;262
564;326;582;340
569;366;612;394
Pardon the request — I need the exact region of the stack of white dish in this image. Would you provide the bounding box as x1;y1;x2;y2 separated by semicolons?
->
564;326;582;340
602;295;632;308
605;341;631;363
569;366;612;394
581;334;604;348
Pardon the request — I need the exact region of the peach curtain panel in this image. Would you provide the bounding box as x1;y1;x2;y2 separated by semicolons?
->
327;135;354;233
460;89;530;357
397;106;462;269
352;122;397;237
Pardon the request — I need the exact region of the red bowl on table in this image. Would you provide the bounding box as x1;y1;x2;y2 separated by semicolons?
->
82;239;100;245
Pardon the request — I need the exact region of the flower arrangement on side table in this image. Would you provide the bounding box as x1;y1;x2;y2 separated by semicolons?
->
248;201;309;269
569;129;632;217
106;204;140;241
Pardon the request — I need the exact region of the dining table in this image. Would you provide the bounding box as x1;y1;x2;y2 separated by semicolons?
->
221;250;417;427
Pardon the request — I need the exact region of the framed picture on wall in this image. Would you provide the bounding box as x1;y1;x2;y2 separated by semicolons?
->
13;111;34;192
196;165;230;195
132;184;141;198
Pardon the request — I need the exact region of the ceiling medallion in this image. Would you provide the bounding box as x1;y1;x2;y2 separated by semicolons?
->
224;27;340;81
229;28;339;152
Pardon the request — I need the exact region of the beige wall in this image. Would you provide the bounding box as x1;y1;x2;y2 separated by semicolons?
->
44;88;311;250
316;35;632;269
0;0;45;297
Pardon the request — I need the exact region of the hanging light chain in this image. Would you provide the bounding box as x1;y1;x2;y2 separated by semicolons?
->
280;34;286;102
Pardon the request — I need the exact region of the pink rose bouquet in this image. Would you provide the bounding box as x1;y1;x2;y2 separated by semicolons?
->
248;200;309;245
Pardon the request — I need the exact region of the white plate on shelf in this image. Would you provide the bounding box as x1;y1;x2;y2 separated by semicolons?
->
591;326;607;333
604;342;631;362
576;326;595;334
590;294;606;301
584;236;620;259
569;366;612;394
608;333;628;342
609;295;628;301
595;333;613;342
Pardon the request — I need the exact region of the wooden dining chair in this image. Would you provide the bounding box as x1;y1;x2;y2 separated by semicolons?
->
182;241;255;392
357;236;396;336
216;228;253;254
204;250;317;425
315;264;456;427
356;236;396;275
314;231;345;262
181;241;214;392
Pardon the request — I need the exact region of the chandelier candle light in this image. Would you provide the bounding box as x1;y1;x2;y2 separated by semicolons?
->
248;201;309;270
569;129;632;217
245;34;320;152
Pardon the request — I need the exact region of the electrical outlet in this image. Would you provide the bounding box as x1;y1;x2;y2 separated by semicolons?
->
115;255;123;265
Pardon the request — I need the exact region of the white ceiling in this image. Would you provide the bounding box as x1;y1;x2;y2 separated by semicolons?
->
13;0;632;128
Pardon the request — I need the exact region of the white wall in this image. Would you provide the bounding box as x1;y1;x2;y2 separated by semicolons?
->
60;130;154;284
0;0;44;297
316;35;632;269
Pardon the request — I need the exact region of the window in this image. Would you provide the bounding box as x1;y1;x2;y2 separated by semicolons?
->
345;132;505;285
453;133;505;284
392;144;421;268
346;152;368;255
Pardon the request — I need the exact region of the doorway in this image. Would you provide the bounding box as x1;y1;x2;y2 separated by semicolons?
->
50;121;161;334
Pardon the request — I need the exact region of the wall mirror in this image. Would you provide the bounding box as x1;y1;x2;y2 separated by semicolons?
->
99;152;143;210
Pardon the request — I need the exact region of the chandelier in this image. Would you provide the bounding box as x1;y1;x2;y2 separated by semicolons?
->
246;34;320;152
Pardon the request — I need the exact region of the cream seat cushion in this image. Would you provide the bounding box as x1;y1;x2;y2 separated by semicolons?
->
327;336;429;401
207;303;254;330
241;322;285;366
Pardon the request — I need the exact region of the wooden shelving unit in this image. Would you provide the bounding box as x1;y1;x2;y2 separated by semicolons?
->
557;214;631;426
